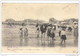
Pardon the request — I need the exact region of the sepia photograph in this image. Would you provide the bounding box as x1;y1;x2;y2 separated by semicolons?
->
2;3;78;53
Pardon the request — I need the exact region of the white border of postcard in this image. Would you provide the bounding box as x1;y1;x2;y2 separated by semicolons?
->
0;0;80;56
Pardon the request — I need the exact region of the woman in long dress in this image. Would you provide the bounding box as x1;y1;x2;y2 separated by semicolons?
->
24;28;28;46
19;28;23;46
50;27;55;46
74;25;78;46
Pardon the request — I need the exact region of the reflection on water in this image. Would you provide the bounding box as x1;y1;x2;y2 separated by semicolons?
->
2;24;78;47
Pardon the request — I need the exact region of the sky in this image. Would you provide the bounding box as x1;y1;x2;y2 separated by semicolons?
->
2;3;79;22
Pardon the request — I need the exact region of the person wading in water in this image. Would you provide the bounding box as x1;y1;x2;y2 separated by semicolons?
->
60;27;67;47
19;23;28;46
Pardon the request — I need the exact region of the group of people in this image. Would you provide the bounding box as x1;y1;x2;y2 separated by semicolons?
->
19;23;78;47
36;23;78;47
36;24;67;46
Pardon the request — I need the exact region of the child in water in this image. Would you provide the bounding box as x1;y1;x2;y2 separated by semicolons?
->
60;28;67;47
